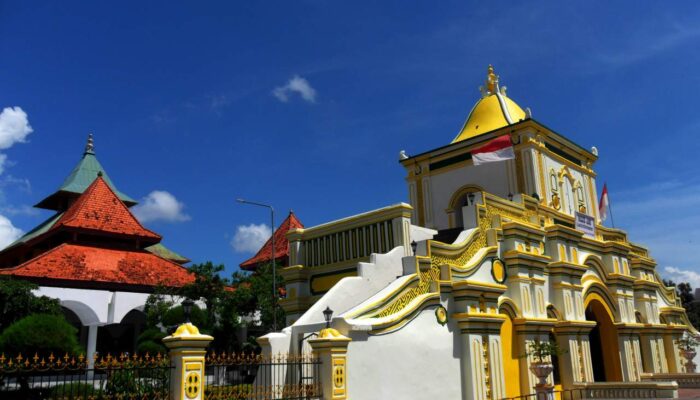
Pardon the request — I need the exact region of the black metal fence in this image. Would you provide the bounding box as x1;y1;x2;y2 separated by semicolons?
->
204;352;322;400
501;389;587;400
0;353;171;400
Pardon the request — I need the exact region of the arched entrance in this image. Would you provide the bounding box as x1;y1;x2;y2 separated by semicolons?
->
584;294;622;381
499;305;521;398
447;185;482;229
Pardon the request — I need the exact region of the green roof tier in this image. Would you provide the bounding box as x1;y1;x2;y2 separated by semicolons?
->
35;135;136;210
145;243;190;264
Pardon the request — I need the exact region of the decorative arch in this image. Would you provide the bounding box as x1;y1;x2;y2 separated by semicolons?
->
446;185;483;228
582;256;609;282
584;294;623;381
547;304;563;321
583;285;619;322
498;297;520;319
61;300;101;326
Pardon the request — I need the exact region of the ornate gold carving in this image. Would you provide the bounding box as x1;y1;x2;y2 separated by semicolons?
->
551;194;561;210
375;264;440;318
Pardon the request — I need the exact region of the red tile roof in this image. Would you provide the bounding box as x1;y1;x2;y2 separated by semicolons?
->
0;243;194;288
240;211;303;271
54;176;160;241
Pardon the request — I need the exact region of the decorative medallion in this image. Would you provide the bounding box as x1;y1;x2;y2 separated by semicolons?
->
435;306;448;325
491;258;507;284
184;371;201;399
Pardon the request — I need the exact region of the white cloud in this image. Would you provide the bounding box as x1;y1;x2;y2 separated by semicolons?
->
0;107;33;150
231;223;271;253
663;266;700;290
272;75;317;103
132;190;191;223
0;214;23;250
0;204;39;217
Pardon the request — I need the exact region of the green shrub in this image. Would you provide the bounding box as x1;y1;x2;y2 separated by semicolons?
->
49;382;102;399
206;383;253;398
136;328;167;354
162;304;207;328
0;314;81;356
103;360;169;398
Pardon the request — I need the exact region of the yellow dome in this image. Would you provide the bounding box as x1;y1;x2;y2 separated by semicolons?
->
452;66;527;143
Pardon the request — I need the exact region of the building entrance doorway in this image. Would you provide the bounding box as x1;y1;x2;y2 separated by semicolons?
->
585;297;622;381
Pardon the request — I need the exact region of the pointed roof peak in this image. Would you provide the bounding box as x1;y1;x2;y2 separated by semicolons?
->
240;211;305;271
34;137;136;210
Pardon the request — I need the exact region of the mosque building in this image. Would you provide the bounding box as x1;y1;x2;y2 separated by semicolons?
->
258;66;698;399
0;136;193;360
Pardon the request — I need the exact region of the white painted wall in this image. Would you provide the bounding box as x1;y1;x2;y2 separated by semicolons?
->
292;246;406;328
346;307;463;400
36;286;152;325
426;162;511;230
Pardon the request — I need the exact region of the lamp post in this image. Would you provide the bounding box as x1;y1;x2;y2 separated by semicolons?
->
323;306;333;329
182;298;194;323
237;198;277;331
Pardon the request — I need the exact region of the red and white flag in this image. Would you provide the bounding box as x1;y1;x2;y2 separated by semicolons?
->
471;135;515;165
599;184;609;222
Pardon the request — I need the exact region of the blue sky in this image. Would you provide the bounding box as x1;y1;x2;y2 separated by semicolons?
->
1;1;700;284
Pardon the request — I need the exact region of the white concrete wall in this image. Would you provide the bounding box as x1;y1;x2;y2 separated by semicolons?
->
292;246;406;329
346;307;463;400
36;286;147;325
426;161;511;230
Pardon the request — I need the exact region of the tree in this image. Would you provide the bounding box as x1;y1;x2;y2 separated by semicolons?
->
0;277;62;331
180;262;229;328
230;262;285;337
664;279;700;330
0;314;81;355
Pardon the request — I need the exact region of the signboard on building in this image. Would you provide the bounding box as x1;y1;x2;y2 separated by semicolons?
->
575;212;595;237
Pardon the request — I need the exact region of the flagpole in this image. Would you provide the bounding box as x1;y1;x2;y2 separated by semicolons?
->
608;187;616;229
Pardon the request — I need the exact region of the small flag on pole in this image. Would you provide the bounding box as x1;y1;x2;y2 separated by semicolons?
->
471;135;515;165
599;184;610;222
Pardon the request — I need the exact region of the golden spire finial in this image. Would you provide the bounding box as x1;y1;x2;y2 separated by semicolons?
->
486;65;498;94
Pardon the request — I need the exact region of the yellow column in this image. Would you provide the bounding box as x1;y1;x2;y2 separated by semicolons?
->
308;328;351;400
163;323;214;400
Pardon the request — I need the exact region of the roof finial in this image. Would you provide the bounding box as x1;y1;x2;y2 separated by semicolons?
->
85;133;95;154
485;65;499;95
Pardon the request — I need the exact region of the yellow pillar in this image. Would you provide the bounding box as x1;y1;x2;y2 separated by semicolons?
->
163;323;213;400
308;328;351;400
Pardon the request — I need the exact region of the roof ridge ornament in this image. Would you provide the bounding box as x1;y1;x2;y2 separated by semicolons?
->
85;133;95;155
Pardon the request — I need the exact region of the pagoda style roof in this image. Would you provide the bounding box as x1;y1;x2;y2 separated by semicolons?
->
240;211;303;271
52;175;160;241
0;243;194;291
35;135;136;210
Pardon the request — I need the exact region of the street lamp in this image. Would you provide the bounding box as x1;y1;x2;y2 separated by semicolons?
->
237;198;278;331
323;306;333;329
182;298;194;323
